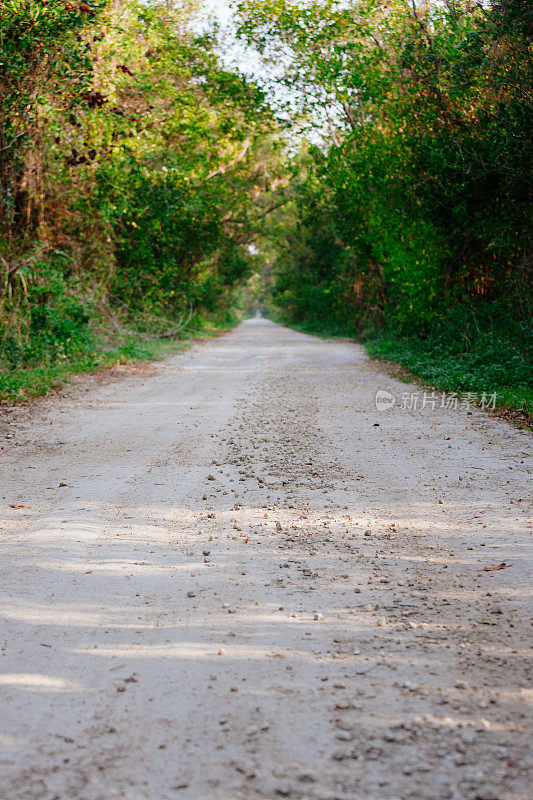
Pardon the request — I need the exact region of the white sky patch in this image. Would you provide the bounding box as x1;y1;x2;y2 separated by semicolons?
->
202;0;234;26
197;1;338;145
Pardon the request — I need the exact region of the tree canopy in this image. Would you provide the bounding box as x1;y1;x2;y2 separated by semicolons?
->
1;0;531;408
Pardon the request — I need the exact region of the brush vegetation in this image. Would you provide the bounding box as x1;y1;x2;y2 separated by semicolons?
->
1;1;531;414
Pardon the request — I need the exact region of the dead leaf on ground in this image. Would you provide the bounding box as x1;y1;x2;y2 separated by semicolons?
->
483;562;512;571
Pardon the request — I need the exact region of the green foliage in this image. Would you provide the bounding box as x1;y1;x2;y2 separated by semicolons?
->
366;303;533;417
1;0;285;399
1;0;531;415
0;256;96;370
238;0;532;412
0;0;103;232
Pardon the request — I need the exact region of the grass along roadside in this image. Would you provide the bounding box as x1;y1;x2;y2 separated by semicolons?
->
0;314;238;405
271;315;532;427
366;333;532;426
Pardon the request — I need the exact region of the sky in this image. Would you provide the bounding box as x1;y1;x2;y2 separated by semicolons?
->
197;1;264;79
197;1;324;138
202;0;235;27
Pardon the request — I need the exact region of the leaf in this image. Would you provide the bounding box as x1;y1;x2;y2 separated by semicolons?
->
483;562;512;571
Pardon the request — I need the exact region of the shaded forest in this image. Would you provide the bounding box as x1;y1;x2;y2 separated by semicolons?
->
1;0;531;412
0;0;284;397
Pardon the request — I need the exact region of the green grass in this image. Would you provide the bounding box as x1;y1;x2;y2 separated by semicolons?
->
366;333;532;419
0;339;162;403
271;310;532;420
4;300;530;423
0;314;239;404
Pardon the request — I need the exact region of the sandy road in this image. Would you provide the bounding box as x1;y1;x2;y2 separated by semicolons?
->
0;318;531;800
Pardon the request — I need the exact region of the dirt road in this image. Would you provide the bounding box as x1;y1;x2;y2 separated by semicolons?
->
0;319;531;800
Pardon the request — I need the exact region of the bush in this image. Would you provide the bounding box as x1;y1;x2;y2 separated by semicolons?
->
0;259;95;370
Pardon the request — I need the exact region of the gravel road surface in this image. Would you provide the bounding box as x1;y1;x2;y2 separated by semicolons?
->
1;318;531;800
